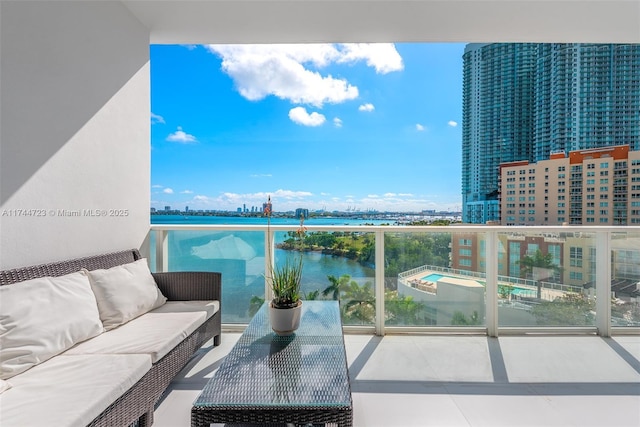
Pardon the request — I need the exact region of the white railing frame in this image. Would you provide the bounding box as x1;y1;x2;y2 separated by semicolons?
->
149;224;640;337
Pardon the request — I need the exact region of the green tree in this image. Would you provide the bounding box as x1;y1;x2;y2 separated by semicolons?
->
385;290;425;325
341;280;375;325
378;233;451;291
451;310;480;325
517;249;561;299
305;232;337;248
531;293;595;326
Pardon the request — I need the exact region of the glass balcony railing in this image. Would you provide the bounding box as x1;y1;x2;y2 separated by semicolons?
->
147;225;640;336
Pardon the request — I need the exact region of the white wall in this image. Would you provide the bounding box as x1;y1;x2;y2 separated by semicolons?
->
0;1;150;269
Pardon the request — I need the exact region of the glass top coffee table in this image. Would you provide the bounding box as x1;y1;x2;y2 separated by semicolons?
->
191;300;353;427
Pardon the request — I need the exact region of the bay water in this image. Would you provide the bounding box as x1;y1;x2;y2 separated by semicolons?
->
151;215;380;322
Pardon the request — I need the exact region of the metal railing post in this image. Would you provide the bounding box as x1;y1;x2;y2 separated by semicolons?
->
375;229;385;336
485;230;499;337
596;231;612;337
265;228;275;302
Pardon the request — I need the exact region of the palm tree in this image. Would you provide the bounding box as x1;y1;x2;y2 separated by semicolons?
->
384;290;424;325
517;249;561;300
322;274;350;300
342;280;375;324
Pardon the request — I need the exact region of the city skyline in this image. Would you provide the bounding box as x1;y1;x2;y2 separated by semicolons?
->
151;43;465;213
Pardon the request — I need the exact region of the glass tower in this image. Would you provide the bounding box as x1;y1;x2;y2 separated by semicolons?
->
535;43;640;161
462;43;537;224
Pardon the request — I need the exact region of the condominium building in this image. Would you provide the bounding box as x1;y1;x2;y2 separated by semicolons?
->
535;44;640;161
499;145;640;225
462;43;640;224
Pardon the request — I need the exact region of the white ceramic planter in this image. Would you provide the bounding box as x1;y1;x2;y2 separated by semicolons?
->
269;300;302;336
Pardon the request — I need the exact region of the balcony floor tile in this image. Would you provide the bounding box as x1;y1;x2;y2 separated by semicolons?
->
153;333;640;427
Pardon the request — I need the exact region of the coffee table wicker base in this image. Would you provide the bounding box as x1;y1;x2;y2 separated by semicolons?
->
191;404;353;426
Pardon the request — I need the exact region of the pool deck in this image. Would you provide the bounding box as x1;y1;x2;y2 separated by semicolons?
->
403;270;566;301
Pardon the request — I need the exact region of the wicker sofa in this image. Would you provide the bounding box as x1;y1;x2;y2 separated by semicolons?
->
0;249;221;427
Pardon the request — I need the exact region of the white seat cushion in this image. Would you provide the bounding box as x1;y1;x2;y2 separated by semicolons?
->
0;271;103;380
0;354;151;427
64;301;219;363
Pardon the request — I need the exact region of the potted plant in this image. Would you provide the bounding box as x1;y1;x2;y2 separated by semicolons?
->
264;196;306;335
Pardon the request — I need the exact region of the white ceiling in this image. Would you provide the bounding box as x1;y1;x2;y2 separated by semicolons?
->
122;0;640;45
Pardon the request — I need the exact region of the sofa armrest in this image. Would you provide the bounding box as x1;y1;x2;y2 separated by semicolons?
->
151;272;222;301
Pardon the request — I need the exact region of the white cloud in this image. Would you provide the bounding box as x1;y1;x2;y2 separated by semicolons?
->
448;120;458;127
205;43;403;107
163;188;174;194
271;189;313;199
416;124;425;131
180;190;194;194
166;126;197;143
333;117;343;128
193;195;213;202
358;103;375;112
206;44;357;107
289;107;326;126
336;43;404;74
250;174;273;178
152;184;164;189
151;112;165;124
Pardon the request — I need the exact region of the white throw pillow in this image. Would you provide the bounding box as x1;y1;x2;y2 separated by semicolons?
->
84;259;167;331
0;271;104;380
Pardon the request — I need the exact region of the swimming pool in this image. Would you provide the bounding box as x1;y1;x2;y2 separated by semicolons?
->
421;273;445;282
509;287;536;297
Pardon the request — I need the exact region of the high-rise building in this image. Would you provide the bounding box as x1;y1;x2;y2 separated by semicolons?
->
535;44;640;160
462;43;537;224
295;208;309;220
462;43;640;224
499;145;640;225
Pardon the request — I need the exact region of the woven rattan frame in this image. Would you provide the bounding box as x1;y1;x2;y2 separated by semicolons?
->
191;301;352;427
0;250;222;427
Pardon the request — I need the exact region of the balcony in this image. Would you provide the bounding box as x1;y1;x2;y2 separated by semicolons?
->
3;2;640;426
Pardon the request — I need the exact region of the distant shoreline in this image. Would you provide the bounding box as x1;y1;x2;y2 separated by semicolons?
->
150;211;463;224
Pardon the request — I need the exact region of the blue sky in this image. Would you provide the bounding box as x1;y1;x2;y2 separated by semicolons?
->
151;43;465;213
